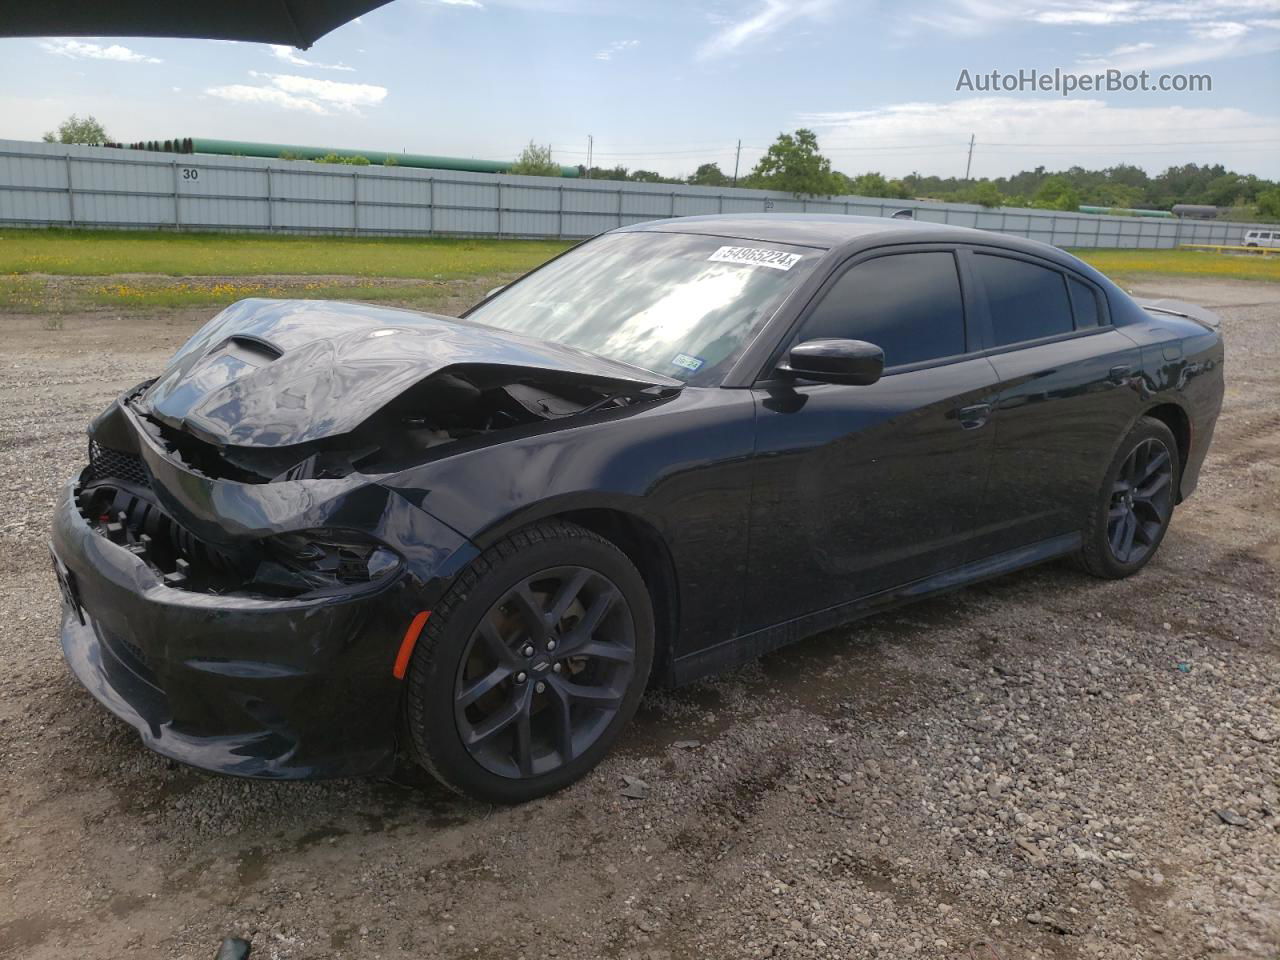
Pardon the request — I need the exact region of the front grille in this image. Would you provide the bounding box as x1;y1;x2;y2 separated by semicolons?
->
86;441;150;488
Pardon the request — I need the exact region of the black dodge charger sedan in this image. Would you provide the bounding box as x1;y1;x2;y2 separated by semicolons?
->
51;214;1224;802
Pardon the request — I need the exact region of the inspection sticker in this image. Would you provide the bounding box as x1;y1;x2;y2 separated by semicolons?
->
671;353;705;372
708;245;802;271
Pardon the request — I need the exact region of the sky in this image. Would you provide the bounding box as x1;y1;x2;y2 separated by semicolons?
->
2;0;1278;181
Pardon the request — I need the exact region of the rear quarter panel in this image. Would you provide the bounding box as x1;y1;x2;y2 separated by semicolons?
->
1112;296;1225;500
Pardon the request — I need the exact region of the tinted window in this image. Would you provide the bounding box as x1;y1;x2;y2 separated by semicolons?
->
974;255;1073;346
797;252;965;367
1068;276;1100;328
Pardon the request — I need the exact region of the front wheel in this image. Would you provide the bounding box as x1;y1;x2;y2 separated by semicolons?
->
1077;416;1180;579
405;520;654;803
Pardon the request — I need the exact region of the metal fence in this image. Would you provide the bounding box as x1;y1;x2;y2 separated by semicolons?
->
0;138;1272;249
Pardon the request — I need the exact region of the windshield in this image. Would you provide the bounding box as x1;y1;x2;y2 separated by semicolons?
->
464;231;822;386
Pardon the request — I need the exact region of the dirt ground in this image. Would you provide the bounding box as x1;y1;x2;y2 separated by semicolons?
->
0;277;1276;960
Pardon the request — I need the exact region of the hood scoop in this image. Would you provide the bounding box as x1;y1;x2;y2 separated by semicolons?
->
140;298;679;448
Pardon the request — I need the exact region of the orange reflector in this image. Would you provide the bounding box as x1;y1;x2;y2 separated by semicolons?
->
393;611;431;679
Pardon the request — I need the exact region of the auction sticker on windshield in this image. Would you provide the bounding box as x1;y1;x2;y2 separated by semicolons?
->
708;246;803;271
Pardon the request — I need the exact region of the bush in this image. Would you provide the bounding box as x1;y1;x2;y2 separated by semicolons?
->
315;153;371;166
509;141;559;177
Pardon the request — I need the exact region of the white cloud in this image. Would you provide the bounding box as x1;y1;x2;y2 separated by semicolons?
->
909;1;1280;67
697;0;832;60
796;97;1280;178
1079;20;1280;66
913;1;1280;30
594;39;639;60
1097;40;1155;56
424;0;484;6
269;45;355;71
204;85;330;115
1190;19;1251;39
39;39;162;64
205;73;387;116
1034;0;1280;25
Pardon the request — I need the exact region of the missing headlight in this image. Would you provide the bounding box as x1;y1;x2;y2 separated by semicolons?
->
259;530;402;594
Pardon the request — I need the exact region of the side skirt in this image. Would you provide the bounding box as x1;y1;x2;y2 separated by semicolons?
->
671;531;1082;686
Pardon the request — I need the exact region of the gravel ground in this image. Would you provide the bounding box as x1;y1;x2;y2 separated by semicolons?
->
0;277;1276;960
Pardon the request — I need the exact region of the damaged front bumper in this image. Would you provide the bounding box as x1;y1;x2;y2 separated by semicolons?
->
51;432;475;778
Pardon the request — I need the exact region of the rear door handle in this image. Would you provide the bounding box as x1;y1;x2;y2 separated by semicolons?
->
1109;364;1132;384
957;403;991;430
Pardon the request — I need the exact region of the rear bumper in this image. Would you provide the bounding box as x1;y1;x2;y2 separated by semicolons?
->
51;483;457;780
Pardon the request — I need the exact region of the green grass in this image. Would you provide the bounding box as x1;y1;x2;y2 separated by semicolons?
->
0;229;571;279
81;279;460;311
1073;248;1280;283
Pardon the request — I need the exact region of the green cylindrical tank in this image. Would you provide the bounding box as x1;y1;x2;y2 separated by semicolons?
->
188;138;580;177
1077;205;1174;218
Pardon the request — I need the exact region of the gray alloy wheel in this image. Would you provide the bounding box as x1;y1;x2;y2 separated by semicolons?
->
1078;416;1180;580
453;564;637;779
406;520;654;803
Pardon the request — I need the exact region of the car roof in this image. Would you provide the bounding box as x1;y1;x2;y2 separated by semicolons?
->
620;213;986;248
619;212;1099;275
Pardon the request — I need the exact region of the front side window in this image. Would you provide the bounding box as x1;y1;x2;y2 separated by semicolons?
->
794;251;966;368
973;254;1074;346
465;231;822;385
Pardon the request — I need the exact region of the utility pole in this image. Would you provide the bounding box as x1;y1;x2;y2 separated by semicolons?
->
586;134;593;178
964;133;976;180
732;139;742;186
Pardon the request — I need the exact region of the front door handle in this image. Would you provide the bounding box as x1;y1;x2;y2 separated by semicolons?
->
957;403;991;430
1108;364;1132;384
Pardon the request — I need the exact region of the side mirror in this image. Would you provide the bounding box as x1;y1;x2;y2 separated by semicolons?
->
779;338;885;386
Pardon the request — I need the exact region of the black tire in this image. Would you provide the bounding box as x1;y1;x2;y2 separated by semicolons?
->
1077;416;1180;579
406;519;654;803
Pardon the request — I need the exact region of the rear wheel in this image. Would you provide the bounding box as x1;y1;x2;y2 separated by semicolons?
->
406;520;653;803
1077;416;1179;579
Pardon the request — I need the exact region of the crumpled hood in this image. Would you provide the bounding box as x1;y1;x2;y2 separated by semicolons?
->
139;299;680;448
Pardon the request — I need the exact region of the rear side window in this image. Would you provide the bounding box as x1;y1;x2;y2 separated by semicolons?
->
797;251;965;368
974;254;1073;346
1068;277;1100;328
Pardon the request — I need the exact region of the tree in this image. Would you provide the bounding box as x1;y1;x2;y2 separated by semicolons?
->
965;181;1004;208
1258;188;1280;220
688;162;729;187
843;171;911;199
628;169;666;183
581;165;631;181
1032;175;1081;211
508;141;559;177
42;114;108;145
747;129;836;197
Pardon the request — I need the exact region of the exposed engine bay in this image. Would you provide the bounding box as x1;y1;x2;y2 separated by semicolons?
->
72;299;681;600
78;366;670;600
132;368;655;483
